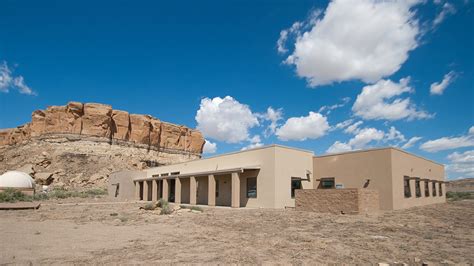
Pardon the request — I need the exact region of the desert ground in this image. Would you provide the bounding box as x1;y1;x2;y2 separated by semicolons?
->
1;198;473;265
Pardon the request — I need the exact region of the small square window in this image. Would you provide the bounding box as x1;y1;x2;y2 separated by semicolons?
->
320;178;335;189
246;177;257;198
291;178;302;198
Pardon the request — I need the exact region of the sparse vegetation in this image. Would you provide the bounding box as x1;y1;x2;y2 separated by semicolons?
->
142;202;157;210
158;199;173;215
0;187;107;203
446;191;474;201
179;204;203;212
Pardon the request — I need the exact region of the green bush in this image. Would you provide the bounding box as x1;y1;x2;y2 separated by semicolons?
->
446;191;474;201
0;188;31;203
143;202;157;210
157;198;169;208
160;205;173;215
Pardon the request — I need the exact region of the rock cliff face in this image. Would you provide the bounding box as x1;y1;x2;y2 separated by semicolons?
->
0;102;205;154
0;102;205;189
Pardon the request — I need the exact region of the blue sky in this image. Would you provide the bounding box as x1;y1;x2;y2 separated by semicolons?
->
0;0;473;179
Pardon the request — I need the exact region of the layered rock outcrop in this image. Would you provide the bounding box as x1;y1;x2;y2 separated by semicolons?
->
0;101;205;189
0;101;205;154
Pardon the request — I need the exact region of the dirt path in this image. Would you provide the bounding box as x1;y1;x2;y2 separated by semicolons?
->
1;199;473;264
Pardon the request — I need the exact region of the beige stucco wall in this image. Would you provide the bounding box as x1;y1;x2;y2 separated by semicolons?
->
313;149;393;210
313;148;446;210
108;170;145;201
274;147;314;208
390;149;446;210
142;145;314;208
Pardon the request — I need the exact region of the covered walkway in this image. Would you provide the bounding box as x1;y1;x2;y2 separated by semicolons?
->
134;166;259;208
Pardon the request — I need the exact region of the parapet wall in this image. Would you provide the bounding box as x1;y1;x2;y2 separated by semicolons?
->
295;189;379;214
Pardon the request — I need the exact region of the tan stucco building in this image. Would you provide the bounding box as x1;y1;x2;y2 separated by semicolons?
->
112;145;446;211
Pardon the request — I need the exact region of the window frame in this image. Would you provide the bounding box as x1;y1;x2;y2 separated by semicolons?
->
320;177;335;189
424;180;430;197
415;179;421;198
246;177;257;198
291;178;303;199
404;176;411;198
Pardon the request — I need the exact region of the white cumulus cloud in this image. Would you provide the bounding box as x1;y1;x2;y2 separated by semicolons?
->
327;127;385;153
446;150;474;179
241;135;264;150
280;0;422;86
352;77;432;121
195;96;259;143
203;139;217;154
430;71;456;95
257;107;283;137
0;61;36;95
276;111;330;141
420;126;474;152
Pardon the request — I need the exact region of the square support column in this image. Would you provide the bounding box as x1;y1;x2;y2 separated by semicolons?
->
231;172;240;208
135;181;140;200
162;179;169;202
190;176;197;205
152;180;158;202
143;180;149;201
175;178;182;204
208;174;216;207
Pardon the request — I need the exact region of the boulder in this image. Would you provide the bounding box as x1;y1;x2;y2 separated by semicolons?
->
149;118;161;146
16;164;36;176
112;110;130;140
129;114;151;145
44;105;68;133
81;103;113;138
35;172;54;185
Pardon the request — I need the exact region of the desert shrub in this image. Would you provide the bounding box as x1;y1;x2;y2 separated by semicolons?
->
83;188;107;196
32;193;49;201
0;188;31;203
143;202;157;210
47;188;107;199
446;191;474;201
157;199;173;215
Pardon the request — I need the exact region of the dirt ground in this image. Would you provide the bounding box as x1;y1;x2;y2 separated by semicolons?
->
1;199;473;265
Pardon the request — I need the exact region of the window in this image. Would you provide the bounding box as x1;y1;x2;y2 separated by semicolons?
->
170;172;180;176
404;176;411;198
424;181;430;197
320;178;335;189
215;180;219;198
415;180;421;198
439;182;443;196
291;178;302;198
432;181;437;196
246;177;257;198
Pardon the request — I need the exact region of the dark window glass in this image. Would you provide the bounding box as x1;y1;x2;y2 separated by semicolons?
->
404;176;411;198
246;177;257;198
425;181;430;197
215;180;219;198
432;181;437;196
415;180;421;198
439;182;443;196
291;178;302;198
320;178;335;189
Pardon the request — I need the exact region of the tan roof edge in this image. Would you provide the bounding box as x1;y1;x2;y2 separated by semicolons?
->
314;147;444;167
136;166;261;181
146;144;314;170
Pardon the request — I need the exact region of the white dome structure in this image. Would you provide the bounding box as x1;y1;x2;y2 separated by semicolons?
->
0;171;35;188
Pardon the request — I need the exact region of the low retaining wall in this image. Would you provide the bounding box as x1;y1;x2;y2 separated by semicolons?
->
295;189;379;214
